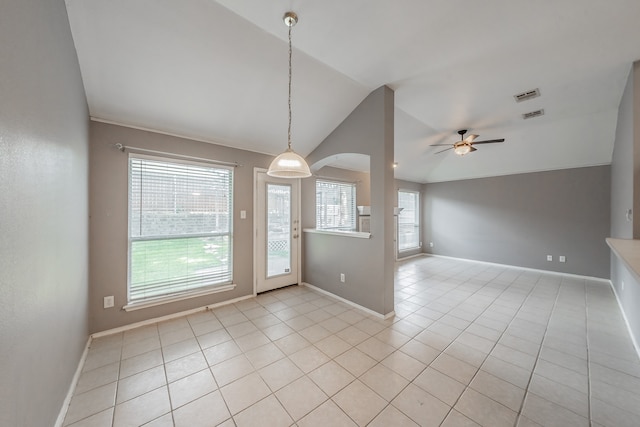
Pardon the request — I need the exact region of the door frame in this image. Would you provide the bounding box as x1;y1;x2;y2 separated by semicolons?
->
253;168;303;295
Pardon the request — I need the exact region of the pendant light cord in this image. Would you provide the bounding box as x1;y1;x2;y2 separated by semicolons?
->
287;22;293;150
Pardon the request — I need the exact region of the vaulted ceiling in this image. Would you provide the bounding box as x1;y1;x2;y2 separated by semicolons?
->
65;0;640;183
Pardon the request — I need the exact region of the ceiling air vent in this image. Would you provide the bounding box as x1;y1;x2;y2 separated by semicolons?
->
522;109;545;120
514;88;541;102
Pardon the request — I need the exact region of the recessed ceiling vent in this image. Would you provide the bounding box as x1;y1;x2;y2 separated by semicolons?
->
522;109;545;120
514;88;541;102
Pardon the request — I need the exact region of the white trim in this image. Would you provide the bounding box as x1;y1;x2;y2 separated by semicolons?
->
93;293;254;338
423;253;610;284
303;228;371;239
55;337;92;427
123;284;237;312
396;252;425;261
302;282;395;320
608;278;640;360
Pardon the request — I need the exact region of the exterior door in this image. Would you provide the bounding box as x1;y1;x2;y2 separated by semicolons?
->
255;171;300;293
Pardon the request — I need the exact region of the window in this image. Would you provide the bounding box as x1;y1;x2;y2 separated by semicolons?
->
316;180;356;231
128;155;233;303
398;190;420;251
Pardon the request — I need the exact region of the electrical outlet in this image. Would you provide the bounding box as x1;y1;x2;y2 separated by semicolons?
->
340;273;345;283
559;255;566;263
103;296;114;309
546;255;553;262
429;242;434;248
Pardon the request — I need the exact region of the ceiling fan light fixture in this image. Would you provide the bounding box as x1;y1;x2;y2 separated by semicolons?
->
267;11;311;178
454;143;472;156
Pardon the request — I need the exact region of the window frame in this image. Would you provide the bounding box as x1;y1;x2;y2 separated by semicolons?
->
315;179;357;232
397;189;421;252
125;153;234;308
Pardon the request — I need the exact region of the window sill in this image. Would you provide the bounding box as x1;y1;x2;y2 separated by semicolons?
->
303;228;371;239
123;283;236;312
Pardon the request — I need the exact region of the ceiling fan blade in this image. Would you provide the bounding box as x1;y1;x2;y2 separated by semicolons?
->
465;134;479;143
434;147;454;154
471;138;505;145
469;146;478;152
429;143;454;147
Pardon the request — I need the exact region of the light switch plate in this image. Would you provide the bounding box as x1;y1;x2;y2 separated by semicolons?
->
103;296;114;309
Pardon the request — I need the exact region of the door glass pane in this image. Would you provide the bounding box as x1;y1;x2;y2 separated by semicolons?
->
267;184;291;278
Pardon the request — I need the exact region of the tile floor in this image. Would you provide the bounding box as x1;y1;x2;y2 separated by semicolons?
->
63;256;640;426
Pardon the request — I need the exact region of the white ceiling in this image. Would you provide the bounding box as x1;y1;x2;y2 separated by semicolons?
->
65;0;640;183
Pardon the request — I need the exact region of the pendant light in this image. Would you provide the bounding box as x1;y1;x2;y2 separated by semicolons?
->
267;11;312;178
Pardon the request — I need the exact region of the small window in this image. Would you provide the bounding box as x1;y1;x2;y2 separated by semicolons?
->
398;190;420;251
128;155;233;303
316;180;356;231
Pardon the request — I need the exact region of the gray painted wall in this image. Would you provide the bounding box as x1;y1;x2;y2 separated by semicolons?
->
0;1;90;425
610;62;640;346
303;86;395;315
89;122;272;332
423;166;611;278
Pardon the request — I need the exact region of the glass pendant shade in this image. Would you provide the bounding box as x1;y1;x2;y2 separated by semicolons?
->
454;144;472;156
267;147;312;178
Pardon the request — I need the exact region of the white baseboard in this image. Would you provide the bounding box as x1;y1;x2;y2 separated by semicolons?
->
55;336;92;427
422;253;611;284
91;294;255;339
302;282;395;320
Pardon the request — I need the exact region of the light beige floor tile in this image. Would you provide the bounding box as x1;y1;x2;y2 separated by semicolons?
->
481;355;531;389
539;346;588;376
308;360;355;396
65;408;113;427
289;345;331;373
244;342;285;370
220;372;271;415
470;370;525;412
113;386;171;427
455;387;517;427
516;415;544;427
75;362;119;394
196;328;232;349
233;395;293;427
333;380;387;426
165;351;208;383
173;391;230;427
380;350;426;381
399;339;440;365
334;347;377;377
591;397;640;427
235;330;270;352
159;327;194;347
319;316;350;333
391;383;451;426
258;357;304;392
299;324;332;343
157;318;190;335
119;349;163;379
251;313;281;329
591;378;640;416
491;343;537;371
285;315;315;331
534;359;588;394
314;334;352;358
274;332;312;355
374;328;412;348
275;375;328;421
64;382;117;425
203;340;242;366
297;400;358;427
143;413;174;427
262;322;295;341
211;354;254;387
121;336;161;360
123;325;158;345
431;353;478;385
161;337;200;363
360;364;409;402
168;369;217;409
368;404;419;427
521;393;589;427
441;409;481;426
336;325;370;346
356;336;396;361
83;347;122;372
116;365;166;404
413;367;465;406
444;341;487;368
528;374;588;417
226;320;258;339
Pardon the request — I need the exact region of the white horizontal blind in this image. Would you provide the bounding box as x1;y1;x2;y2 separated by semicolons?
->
398;190;420;251
316;180;356;231
128;156;233;302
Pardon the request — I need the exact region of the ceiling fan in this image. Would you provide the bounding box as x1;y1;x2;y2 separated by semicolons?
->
431;130;505;156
